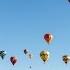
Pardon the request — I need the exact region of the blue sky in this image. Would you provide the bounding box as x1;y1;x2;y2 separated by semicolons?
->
0;0;70;70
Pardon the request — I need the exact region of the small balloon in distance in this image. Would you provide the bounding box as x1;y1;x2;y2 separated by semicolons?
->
40;50;50;63
10;56;17;65
0;50;6;60
24;49;28;55
62;55;70;64
68;0;70;3
44;33;53;44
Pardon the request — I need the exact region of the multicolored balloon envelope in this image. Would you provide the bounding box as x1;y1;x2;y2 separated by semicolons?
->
44;33;53;44
10;56;17;65
40;50;50;63
62;55;70;64
0;50;6;60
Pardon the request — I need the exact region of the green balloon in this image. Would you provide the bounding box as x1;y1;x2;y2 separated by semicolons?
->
0;51;6;60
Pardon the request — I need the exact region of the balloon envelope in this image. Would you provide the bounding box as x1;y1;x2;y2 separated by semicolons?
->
44;33;53;44
63;55;70;64
28;53;32;59
10;56;17;65
24;49;28;55
0;51;6;60
24;49;32;59
40;50;50;62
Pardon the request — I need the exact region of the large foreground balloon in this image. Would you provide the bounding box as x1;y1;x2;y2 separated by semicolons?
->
0;50;6;60
62;55;70;64
40;50;50;63
44;33;53;44
10;56;17;65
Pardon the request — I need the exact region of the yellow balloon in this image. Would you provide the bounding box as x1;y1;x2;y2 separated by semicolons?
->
40;50;50;62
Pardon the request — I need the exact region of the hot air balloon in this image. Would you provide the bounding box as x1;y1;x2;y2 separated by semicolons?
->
10;56;17;65
23;49;32;69
27;53;32;69
24;49;28;55
44;33;53;44
0;50;6;60
62;55;70;64
23;49;32;59
28;53;32;59
40;50;50;63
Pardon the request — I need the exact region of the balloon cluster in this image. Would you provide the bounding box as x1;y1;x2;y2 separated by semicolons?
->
43;33;70;64
0;33;70;68
39;33;53;63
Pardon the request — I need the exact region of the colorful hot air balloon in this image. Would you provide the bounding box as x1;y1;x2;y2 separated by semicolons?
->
62;55;70;64
44;33;53;44
40;50;50;63
0;50;6;60
10;56;17;65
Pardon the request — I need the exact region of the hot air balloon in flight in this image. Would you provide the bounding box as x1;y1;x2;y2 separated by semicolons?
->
28;53;32;69
23;49;32;59
62;55;70;64
28;53;32;59
40;50;50;63
44;33;53;44
23;49;32;69
24;49;28;55
10;56;17;65
0;50;6;60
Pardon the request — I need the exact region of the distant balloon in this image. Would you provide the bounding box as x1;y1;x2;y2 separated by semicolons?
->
0;50;6;60
62;55;70;64
24;49;28;55
44;33;53;44
23;49;32;69
10;56;17;65
24;49;32;59
40;50;50;63
28;53;32;59
29;66;32;69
